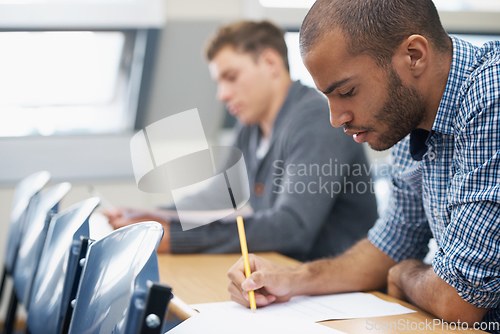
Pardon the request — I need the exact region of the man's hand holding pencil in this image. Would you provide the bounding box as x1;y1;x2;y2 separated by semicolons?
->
227;251;297;309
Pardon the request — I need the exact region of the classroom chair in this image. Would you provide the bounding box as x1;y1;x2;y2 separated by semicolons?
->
3;182;71;334
0;171;50;306
25;197;100;334
67;222;172;334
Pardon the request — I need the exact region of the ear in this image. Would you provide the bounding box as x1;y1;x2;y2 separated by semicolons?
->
394;34;429;78
258;48;285;76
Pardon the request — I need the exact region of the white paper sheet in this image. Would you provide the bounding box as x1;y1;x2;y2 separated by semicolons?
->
191;292;416;322
166;311;346;334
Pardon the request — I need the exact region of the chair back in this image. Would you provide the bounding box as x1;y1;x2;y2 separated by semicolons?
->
13;182;71;307
4;171;50;274
26;197;100;334
68;222;166;334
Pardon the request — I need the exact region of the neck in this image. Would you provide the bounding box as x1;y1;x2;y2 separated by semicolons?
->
420;43;453;131
259;75;293;138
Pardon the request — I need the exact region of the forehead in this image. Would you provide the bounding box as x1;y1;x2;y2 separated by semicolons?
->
208;46;255;78
303;30;349;64
303;30;380;90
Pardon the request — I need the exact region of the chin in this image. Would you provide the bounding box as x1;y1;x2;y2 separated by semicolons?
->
368;137;405;152
368;144;392;152
237;116;256;126
237;119;251;126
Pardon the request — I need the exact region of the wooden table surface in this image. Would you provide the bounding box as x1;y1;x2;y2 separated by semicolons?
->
158;253;489;333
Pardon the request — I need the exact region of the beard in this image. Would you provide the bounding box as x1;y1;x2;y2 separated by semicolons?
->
368;67;427;151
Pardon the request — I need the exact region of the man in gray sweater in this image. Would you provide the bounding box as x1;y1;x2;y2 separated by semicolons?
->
106;20;378;261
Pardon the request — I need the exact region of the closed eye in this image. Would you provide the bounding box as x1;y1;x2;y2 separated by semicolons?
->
221;70;238;83
339;88;354;97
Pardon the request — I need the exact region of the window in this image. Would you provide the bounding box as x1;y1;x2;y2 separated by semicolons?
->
0;29;155;137
0;0;163;183
0;0;163;138
284;31;315;88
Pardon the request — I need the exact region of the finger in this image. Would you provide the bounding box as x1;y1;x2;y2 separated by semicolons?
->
107;218;119;229
228;281;249;307
248;253;261;271
109;218;129;230
104;212;123;225
102;211;115;220
235;255;268;292
230;294;249;307
227;257;247;286
242;270;265;292
227;259;247;298
253;291;276;307
230;280;274;308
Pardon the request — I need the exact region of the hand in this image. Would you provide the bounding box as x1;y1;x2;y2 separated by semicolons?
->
103;207;167;228
227;254;297;308
102;207;140;229
102;207;171;253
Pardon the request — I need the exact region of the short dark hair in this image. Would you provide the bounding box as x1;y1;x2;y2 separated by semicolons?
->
300;0;451;66
205;20;290;72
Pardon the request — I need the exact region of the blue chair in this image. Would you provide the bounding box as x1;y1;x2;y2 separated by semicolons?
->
3;182;71;334
68;222;172;334
26;197;100;334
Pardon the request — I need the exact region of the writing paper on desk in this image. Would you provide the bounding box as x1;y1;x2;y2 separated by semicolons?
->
166;311;346;334
191;292;416;322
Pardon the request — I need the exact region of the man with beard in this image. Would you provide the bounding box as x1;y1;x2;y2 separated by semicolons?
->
227;0;500;330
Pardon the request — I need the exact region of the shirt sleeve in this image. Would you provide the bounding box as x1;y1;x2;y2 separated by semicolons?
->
368;137;433;262
432;65;500;308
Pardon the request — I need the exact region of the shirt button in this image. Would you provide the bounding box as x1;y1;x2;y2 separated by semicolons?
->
254;182;265;197
427;151;436;161
433;208;440;216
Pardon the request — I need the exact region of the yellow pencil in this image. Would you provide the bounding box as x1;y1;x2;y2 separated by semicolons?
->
236;216;257;313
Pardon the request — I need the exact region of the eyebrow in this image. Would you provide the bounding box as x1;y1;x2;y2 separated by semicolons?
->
321;78;351;95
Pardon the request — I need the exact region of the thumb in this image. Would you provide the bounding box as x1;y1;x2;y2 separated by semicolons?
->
241;271;264;291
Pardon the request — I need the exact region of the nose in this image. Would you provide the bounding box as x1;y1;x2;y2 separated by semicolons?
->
216;82;231;102
328;99;353;127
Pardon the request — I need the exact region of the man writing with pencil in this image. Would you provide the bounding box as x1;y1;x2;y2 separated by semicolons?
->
227;0;500;330
106;20;378;261
237;216;257;313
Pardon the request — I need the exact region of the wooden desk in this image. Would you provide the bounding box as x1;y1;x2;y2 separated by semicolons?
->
158;253;488;333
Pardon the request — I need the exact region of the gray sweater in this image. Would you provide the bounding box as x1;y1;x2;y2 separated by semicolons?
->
169;81;378;261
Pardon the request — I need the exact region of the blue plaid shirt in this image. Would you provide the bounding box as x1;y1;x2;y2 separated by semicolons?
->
368;36;500;327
